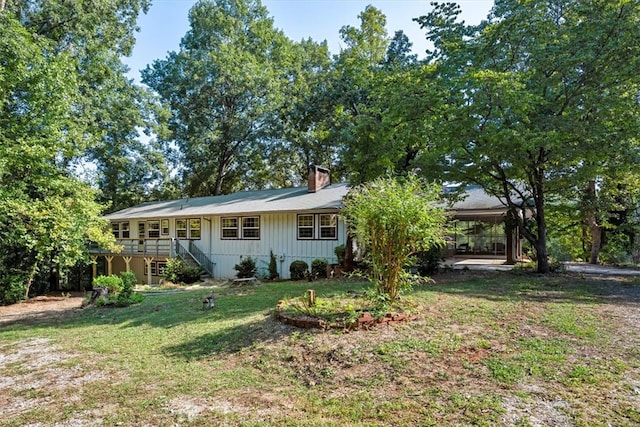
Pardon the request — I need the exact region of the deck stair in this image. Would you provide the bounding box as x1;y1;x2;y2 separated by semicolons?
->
175;240;215;278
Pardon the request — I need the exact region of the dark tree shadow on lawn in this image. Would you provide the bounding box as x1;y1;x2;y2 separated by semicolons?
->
161;315;298;360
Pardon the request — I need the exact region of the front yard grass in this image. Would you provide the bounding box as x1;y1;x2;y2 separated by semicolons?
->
1;272;639;426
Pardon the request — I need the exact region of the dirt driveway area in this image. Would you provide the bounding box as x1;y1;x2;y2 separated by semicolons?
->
0;293;86;326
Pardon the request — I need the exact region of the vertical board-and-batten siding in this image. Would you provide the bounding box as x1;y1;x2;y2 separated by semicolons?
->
192;212;345;279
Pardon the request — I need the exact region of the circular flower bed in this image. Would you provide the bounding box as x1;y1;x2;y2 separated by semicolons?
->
275;289;419;330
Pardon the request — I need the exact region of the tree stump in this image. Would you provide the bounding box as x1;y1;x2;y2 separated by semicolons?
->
88;287;109;306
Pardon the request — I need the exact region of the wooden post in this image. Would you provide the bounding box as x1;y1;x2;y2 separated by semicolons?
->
306;289;316;307
105;256;114;276
122;256;132;272
144;257;154;285
90;256;98;280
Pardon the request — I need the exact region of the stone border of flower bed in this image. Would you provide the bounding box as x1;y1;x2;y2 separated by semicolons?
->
275;309;417;331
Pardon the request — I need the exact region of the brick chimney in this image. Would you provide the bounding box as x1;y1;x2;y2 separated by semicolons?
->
307;165;331;193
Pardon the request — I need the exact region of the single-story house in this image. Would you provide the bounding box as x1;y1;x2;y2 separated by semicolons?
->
90;167;522;284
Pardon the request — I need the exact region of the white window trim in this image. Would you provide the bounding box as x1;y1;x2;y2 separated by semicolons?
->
297;214;315;240
221;216;260;240
241;216;260;240
221;217;239;239
319;214;338;240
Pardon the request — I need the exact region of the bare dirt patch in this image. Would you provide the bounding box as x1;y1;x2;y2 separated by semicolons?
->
0;293;85;326
0;338;111;421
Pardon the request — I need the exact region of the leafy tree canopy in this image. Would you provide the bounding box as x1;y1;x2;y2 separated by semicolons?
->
0;14;119;303
413;0;640;272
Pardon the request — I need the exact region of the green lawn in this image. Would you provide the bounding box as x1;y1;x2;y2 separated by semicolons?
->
1;273;639;426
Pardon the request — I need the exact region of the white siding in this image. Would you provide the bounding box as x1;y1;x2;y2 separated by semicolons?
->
191;212;346;279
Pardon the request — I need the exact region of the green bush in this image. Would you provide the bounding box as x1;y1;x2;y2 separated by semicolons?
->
289;260;309;280
94;296;109;307
342;175;447;301
180;265;203;284
311;259;328;279
0;274;27;305
93;275;123;294
334;244;346;265
600;233;633;265
163;258;202;284
119;271;137;299
415;246;444;276
116;271;145;306
163;258;183;283
234;257;257;278
268;250;279;280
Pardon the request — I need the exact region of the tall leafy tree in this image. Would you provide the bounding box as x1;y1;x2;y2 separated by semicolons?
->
0;0;151;301
0;14;116;303
82;64;175;213
272;38;338;186
329;7;428;184
328;6;390;183
4;0;166;210
143;0;295;196
416;0;640;272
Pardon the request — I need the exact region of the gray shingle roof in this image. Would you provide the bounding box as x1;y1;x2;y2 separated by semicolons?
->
104;183;350;220
448;187;508;211
104;183;512;221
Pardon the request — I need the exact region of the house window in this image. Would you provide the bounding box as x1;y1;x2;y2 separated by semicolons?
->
148;220;160;238
121;222;130;238
242;216;260;239
176;219;187;238
319;214;337;239
112;222;131;238
221;216;260;239
297;214;314;239
189;219;201;239
161;219;169;235
138;222;145;239
157;261;167;276
221;217;239;239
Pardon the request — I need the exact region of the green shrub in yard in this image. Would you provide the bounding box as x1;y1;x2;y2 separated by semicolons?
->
334;244;346;265
311;259;328;279
119;271;136;298
0;274;27;305
415;246;444;276
93;275;122;294
342;175;447;301
163;258;202;284
180;265;203;284
163;258;183;283
116;271;145;306
234;257;257;278
289;260;309;280
268;250;279;280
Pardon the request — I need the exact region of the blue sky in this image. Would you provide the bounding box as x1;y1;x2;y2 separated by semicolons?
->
124;0;493;82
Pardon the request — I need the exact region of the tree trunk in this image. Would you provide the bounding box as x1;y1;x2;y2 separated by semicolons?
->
24;263;38;300
586;180;601;264
534;171;550;274
344;234;354;270
505;210;517;265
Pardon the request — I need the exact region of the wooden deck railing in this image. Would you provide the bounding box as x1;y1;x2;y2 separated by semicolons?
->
89;238;174;257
